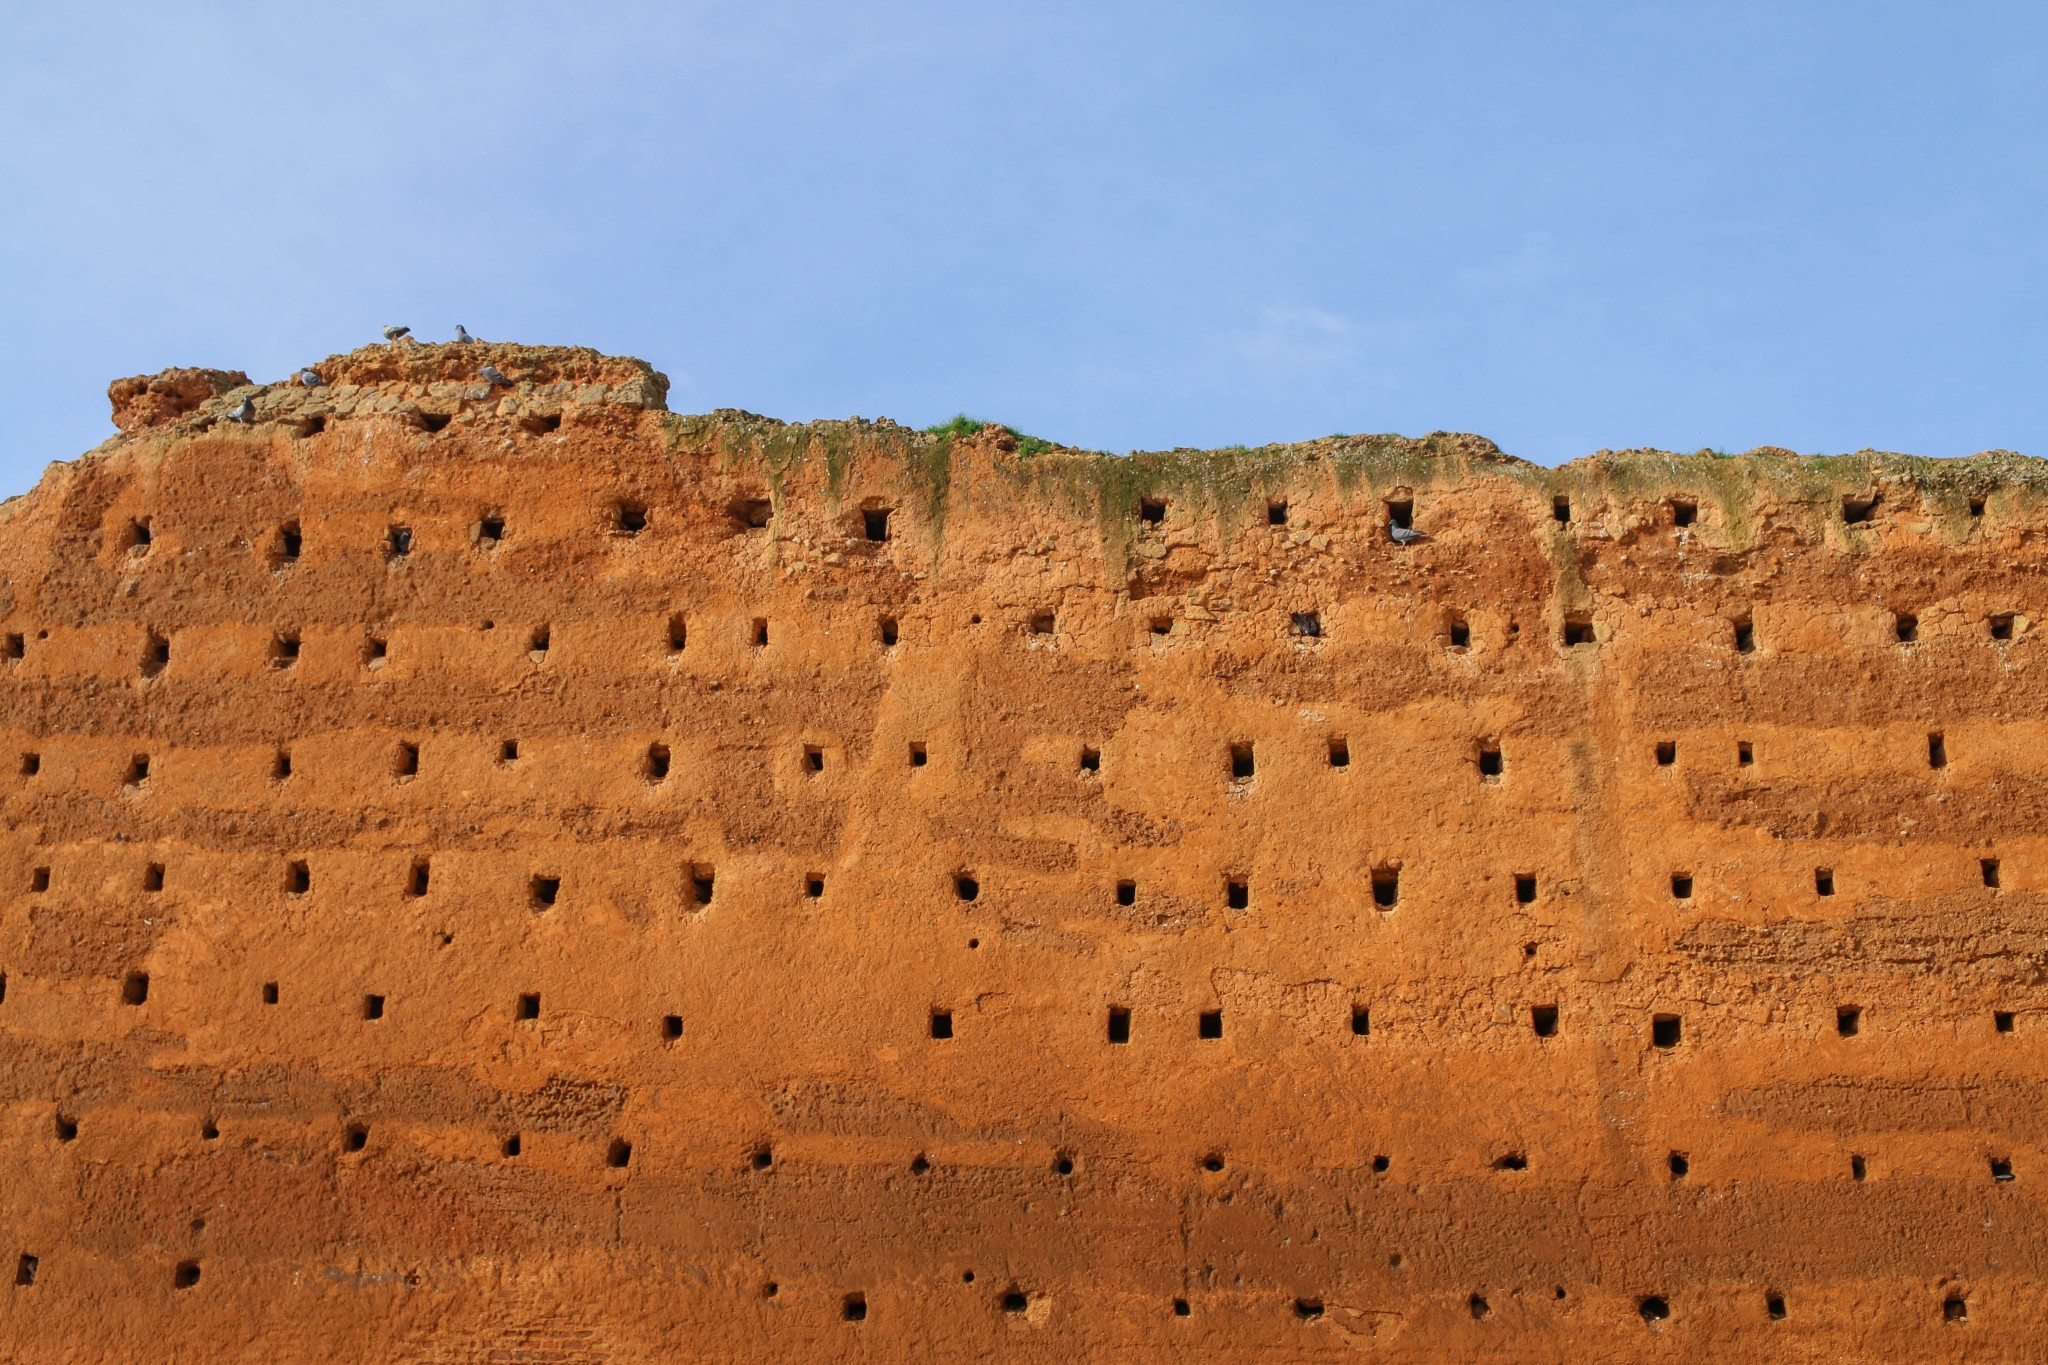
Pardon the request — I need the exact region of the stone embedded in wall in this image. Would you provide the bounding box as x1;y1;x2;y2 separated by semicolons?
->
0;343;2042;1362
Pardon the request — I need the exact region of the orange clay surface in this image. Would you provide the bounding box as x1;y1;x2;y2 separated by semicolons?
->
0;343;2043;1362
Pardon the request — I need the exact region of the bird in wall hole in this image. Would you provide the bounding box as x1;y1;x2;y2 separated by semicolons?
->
381;324;411;343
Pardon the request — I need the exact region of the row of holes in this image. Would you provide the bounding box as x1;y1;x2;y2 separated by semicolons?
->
60;970;2023;1049
12;726;1987;797
19;848;2018;912
10;1249;1953;1329
11;601;2034;676
107;484;1979;570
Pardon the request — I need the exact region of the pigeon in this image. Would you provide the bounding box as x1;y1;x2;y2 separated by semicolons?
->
224;397;255;424
1389;525;1430;545
381;325;411;343
454;325;479;344
296;369;324;387
477;365;512;387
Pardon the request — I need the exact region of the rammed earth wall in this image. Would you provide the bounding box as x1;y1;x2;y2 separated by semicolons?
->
0;343;2044;1361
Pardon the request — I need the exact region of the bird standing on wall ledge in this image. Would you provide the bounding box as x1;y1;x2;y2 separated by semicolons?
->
455;325;480;344
381;325;411;343
296;369;324;387
478;365;512;387
224;397;255;424
1389;525;1430;545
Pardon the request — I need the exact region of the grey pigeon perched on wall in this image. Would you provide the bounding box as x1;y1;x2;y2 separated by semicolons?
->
296;369;324;387
224;397;255;424
381;325;411;343
455;325;479;344
1389;524;1430;545
477;365;512;387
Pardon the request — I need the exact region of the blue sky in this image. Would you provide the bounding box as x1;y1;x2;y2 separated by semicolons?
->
2;2;2041;492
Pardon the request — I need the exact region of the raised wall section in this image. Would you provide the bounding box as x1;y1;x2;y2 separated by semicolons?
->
1;344;2043;1362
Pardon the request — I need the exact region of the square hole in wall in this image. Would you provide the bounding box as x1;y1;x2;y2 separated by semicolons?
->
1837;1005;1861;1037
1029;612;1056;636
607;1137;632;1167
1851;1154;1867;1180
1670;499;1697;527
727;496;770;530
1107;1006;1131;1043
499;739;519;764
1652;1014;1682;1048
1655;741;1676;766
1515;875;1537;904
1991;613;2015;641
531;875;559;909
1895;612;1918;643
1225;877;1248;910
1991;1157;2014;1182
271;748;293;781
1929;732;1948;769
1372;868;1400;909
527;626;550;660
929;1010;954;1039
29;866;48;893
1563;616;1595;647
143;862;164;892
1842;494;1877;524
20;753;39;777
1116;879;1136;907
804;875;824;899
502;1133;522;1157
1532;1005;1558;1037
1737;741;1753;766
689;866;715;907
122;972;149;1006
1733;617;1755;653
1138;497;1166;524
616;501;649;534
1385;498;1414;530
262;982;279;1005
1229;743;1254;780
1447;615;1471;649
954;873;978;902
1670;873;1693;899
387;526;412;558
14;1254;35;1287
277;522;302;563
1198;1010;1223;1039
1815;868;1834;896
126;754;151;786
1553;496;1572;523
394;742;419;779
803;745;824;774
362;994;384;1020
407;861;429;897
1667;1151;1689;1178
287;860;310;895
863;507;892;542
1351;1005;1369;1036
1478;745;1503;780
477;515;504;545
1079;746;1101;773
1267;500;1289;525
1943;1294;1967;1322
270;632;300;669
843;1293;867;1322
1149;614;1172;637
662;1014;683;1040
363;635;387;668
908;742;927;767
1328;737;1349;768
1996;1010;2015;1033
517;993;540;1021
1290;611;1321;638
1982;858;2000;888
141;631;169;677
642;742;672;782
879;616;899;647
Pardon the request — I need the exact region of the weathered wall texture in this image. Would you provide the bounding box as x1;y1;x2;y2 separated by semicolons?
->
0;343;2043;1362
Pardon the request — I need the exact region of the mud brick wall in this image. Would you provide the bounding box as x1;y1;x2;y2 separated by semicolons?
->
0;343;2043;1362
